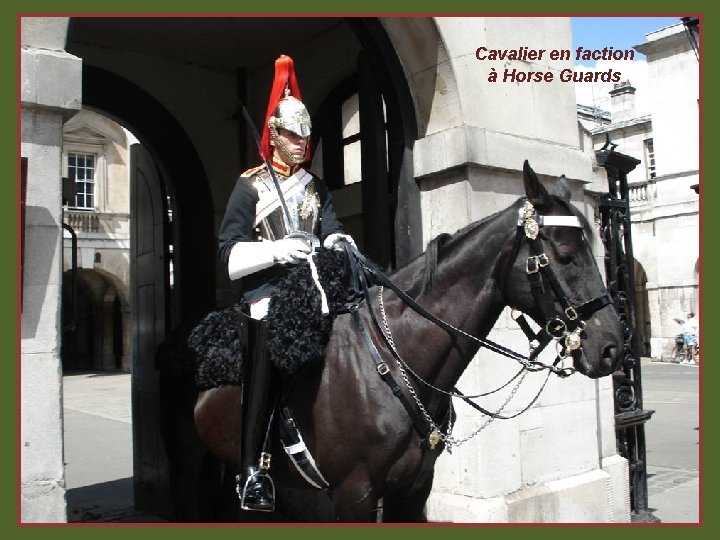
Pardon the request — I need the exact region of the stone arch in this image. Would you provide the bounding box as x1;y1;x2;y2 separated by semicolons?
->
61;268;129;372
379;18;462;138
75;64;215;323
62;16;424;520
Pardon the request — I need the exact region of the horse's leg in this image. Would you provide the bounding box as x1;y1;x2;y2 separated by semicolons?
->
381;474;434;523
331;475;380;523
196;454;237;522
193;386;242;466
159;373;209;521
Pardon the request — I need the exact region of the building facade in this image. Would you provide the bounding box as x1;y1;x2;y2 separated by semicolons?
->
61;109;132;373
586;22;700;360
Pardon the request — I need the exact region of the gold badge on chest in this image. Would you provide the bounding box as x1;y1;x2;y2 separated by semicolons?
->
299;181;319;220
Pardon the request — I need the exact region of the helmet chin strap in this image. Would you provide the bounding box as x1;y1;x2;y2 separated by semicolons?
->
270;125;306;166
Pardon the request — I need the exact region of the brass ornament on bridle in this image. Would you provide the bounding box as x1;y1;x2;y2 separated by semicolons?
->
564;328;583;352
521;200;540;240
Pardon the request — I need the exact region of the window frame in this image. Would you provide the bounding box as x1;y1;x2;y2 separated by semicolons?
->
644;138;656;180
62;132;108;212
66;151;97;211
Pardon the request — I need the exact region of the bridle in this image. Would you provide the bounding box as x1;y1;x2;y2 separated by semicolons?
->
511;200;613;364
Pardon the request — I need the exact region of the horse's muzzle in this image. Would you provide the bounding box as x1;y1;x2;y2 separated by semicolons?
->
572;340;623;379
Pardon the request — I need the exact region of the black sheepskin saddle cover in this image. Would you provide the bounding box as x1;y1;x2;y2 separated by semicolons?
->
188;304;246;390
188;249;354;390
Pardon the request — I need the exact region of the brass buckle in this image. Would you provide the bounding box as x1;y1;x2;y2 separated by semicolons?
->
565;307;578;321
377;363;390;376
259;452;272;471
537;253;549;267
526;256;539;274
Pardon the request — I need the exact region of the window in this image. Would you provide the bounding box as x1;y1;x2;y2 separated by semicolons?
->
67;152;96;210
341;94;363;185
644;139;656;180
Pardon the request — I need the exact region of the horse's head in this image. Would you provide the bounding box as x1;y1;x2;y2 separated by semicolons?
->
502;161;623;378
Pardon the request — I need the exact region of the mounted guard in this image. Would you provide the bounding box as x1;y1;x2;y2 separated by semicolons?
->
215;54;354;512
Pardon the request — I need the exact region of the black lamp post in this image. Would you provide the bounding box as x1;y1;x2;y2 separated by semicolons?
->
596;144;658;522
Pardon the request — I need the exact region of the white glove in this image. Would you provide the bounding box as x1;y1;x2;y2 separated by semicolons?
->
272;237;312;264
227;237;313;280
323;232;356;251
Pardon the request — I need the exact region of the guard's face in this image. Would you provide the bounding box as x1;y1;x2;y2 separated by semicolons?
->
272;127;308;165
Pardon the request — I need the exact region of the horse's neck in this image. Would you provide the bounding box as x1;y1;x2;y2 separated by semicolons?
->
426;222;510;338
385;205;516;388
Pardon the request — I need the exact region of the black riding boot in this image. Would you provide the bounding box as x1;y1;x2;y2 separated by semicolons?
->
237;317;276;512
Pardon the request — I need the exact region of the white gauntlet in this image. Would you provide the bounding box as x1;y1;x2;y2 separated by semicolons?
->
323;232;356;251
272;237;312;264
227;238;312;280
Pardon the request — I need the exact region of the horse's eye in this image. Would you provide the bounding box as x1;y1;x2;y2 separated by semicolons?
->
557;252;574;265
551;241;575;264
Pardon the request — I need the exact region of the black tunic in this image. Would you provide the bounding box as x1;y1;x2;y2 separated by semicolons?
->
218;166;343;304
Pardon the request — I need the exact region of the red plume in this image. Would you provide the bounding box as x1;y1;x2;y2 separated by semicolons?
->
260;55;304;162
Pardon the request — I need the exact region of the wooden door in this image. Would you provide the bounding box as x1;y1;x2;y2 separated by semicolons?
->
130;143;171;517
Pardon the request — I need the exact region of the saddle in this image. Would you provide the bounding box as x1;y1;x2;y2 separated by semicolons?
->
189;248;357;390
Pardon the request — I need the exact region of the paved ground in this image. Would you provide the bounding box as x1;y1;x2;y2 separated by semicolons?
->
62;359;700;523
642;358;700;524
63;371;162;523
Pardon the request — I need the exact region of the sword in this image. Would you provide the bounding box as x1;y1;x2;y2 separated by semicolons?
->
238;101;294;229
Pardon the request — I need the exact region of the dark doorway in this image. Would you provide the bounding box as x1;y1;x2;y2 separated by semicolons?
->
64;16;416;521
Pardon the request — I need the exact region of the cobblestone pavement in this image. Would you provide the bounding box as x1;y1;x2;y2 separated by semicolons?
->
647;465;699;496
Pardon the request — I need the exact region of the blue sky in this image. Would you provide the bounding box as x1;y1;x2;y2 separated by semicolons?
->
571;17;683;67
570;16;686;110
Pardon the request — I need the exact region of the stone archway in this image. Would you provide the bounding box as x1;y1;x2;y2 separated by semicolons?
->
61;268;130;372
378;18;461;137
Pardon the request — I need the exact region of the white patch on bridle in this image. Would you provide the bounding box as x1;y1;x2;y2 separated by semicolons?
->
517;206;583;229
538;215;583;228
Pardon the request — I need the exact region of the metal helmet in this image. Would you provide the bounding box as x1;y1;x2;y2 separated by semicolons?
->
260;55;312;165
268;92;312;139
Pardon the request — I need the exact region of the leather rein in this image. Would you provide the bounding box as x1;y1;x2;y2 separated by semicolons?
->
343;200;613;450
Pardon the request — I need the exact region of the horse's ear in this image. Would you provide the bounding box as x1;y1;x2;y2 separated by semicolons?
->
551;175;572;202
523;160;551;208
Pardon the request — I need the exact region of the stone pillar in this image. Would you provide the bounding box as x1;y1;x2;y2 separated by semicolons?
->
20;17;81;523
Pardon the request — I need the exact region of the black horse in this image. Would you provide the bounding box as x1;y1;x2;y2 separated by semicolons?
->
192;161;623;522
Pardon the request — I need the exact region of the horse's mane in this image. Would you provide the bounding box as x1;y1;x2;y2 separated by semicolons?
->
413;195;595;295
414;201;521;295
419;233;451;295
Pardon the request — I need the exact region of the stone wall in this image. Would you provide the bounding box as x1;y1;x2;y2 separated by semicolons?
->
20;16;81;523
